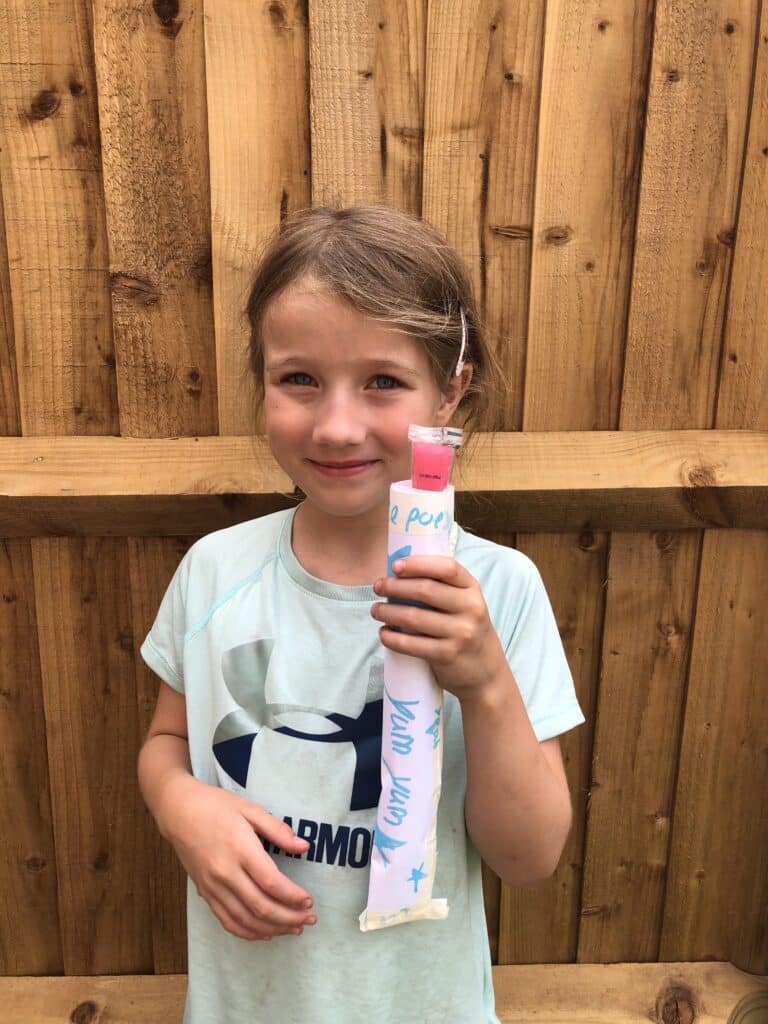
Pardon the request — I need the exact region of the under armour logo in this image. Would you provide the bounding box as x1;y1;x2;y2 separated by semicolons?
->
213;638;383;812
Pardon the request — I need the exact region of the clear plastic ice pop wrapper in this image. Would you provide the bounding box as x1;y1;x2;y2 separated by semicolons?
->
359;424;463;932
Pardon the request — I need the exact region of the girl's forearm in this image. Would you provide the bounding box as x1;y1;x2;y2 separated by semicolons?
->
137;733;199;840
460;668;572;887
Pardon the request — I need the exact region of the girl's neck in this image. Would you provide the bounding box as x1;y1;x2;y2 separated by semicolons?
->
290;500;389;586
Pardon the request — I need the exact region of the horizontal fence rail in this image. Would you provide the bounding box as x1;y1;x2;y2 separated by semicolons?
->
1;431;767;536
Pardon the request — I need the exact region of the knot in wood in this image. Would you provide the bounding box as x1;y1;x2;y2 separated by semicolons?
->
30;89;60;120
685;463;717;488
110;273;160;307
70;1002;99;1024
268;1;287;28
92;849;109;871
578;530;595;550
543;225;572;246
153;0;179;24
666;69;681;82
657;984;695;1024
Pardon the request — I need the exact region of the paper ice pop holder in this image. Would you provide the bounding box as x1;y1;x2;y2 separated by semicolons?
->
359;424;463;932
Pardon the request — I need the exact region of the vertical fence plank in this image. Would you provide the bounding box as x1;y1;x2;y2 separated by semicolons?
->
93;0;217;439
92;0;218;973
423;0;541;433
309;0;425;210
204;0;311;436
33;536;153;973
0;1;118;437
511;0;654;964
0;38;59;979
660;7;768;974
580;0;758;963
0;540;63;975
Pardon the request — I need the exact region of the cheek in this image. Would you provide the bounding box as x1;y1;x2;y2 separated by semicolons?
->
264;399;304;441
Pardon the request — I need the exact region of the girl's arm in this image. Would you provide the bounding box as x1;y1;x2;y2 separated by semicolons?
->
137;682;198;839
459;668;573;887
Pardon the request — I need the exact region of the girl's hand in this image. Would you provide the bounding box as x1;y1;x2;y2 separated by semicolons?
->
371;555;507;702
159;775;318;941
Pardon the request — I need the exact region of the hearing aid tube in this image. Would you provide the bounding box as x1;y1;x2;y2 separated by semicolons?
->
359;425;463;932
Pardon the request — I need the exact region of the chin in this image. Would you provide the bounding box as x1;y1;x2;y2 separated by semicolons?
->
300;489;390;519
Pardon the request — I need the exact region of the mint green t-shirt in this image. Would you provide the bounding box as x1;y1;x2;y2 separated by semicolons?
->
140;506;585;1024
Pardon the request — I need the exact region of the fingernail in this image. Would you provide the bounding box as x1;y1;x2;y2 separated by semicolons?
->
305;914;317;925
303;898;312;909
392;560;404;573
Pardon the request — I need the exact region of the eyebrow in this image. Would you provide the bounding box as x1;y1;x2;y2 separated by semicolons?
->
265;357;422;380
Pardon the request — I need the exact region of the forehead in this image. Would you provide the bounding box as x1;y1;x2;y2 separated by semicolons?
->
262;283;431;367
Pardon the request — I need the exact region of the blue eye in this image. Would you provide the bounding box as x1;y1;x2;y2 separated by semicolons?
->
282;372;314;386
370;375;401;390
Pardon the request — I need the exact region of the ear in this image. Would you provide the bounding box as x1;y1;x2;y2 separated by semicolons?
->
434;365;474;425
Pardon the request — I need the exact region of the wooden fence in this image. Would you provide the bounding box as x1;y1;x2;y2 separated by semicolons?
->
0;0;766;987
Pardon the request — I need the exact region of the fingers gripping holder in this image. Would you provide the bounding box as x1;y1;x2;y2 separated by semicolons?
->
360;434;461;932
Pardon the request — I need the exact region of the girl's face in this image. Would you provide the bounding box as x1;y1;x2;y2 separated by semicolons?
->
262;281;465;522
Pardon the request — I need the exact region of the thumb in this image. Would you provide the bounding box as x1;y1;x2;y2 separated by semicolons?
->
239;799;310;853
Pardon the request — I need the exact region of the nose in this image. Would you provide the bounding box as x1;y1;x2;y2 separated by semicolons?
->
311;389;368;447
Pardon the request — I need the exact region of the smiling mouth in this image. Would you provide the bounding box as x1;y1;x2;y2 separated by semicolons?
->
308;459;378;468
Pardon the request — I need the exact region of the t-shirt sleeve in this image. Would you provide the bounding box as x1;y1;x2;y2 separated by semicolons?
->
139;549;193;694
501;559;586;742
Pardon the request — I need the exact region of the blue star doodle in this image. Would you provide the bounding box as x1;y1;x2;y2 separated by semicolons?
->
426;706;441;749
408;863;427;894
372;824;407;867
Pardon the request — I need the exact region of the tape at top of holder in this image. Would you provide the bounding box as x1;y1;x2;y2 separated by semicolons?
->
388;481;454;538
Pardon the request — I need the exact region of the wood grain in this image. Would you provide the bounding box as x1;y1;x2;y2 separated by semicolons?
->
0;962;766;1022
0;0;121;976
93;0;218;439
129;536;194;975
0;539;62;975
659;3;768;975
91;0;221;974
581;0;759;965
1;431;767;536
309;0;425;210
204;0;311;435
507;0;654;965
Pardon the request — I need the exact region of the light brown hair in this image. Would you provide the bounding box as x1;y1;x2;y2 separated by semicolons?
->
243;204;507;453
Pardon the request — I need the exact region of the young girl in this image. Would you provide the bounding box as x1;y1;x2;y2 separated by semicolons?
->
138;205;585;1024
